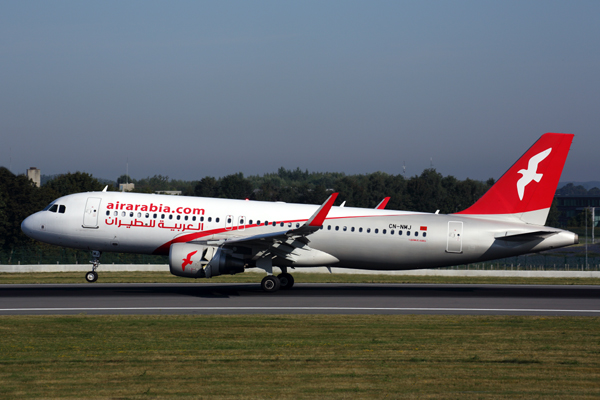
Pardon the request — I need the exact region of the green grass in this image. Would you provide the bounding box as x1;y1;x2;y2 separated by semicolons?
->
1;271;600;285
0;315;599;399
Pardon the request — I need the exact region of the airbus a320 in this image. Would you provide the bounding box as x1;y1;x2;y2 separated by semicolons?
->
21;133;578;292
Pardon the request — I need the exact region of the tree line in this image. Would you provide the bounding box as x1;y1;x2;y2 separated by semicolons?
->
0;165;583;264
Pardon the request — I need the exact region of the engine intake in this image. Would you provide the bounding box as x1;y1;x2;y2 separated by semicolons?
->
169;243;245;278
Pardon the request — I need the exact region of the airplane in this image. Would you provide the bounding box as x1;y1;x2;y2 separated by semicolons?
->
21;132;578;292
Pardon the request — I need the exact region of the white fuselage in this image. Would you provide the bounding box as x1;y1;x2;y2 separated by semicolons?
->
21;191;578;270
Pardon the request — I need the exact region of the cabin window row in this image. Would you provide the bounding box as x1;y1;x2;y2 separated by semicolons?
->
324;225;426;237
107;210;208;222
105;210;425;236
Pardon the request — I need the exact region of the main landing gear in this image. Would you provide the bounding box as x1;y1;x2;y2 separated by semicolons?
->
260;270;295;293
86;250;101;283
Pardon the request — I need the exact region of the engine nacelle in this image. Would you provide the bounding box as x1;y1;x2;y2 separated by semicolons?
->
169;243;246;278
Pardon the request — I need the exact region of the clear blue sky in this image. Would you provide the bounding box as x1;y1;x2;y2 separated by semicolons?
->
2;1;599;182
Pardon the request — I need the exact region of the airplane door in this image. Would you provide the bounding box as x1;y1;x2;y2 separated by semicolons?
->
83;197;102;228
225;215;234;230
238;216;246;231
446;221;463;253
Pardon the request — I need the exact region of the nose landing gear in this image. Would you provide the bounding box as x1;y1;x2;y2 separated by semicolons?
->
85;251;101;283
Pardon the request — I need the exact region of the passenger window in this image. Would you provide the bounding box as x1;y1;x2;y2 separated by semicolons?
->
351;227;355;232
327;225;331;230
407;231;411;236
265;221;268;226
390;229;394;235
200;216;204;222
415;231;419;236
343;226;347;231
288;223;292;227
374;229;378;234
399;231;403;236
136;212;141;218
249;220;253;224
122;211;126;217
257;220;261;225
114;211;118;216
153;213;157;219
280;222;284;227
49;204;58;213
240;219;244;224
272;221;276;226
169;214;173;220
359;227;363;233
184;215;188;221
383;229;386;234
177;215;181;220
367;228;371;233
129;212;134;217
335;226;339;231
227;218;232;223
208;217;212;222
296;223;300;228
423;232;427;237
192;216;196;221
216;218;220;223
161;214;165;219
106;211;110;216
146;213;150;218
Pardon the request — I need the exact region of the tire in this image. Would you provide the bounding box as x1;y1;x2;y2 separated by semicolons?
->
278;273;294;289
261;275;281;293
85;271;98;283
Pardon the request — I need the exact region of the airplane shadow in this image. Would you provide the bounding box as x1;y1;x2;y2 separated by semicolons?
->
0;283;598;300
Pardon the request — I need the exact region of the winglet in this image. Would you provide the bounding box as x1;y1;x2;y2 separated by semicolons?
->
285;193;339;238
375;197;390;209
307;193;338;227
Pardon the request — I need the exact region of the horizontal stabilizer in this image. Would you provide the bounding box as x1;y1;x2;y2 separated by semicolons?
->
494;230;559;241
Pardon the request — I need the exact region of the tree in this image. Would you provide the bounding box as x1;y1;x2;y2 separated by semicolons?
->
44;172;104;197
193;177;218;197
0;167;52;251
218;173;253;199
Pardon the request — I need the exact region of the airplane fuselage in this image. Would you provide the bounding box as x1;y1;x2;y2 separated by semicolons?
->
21;191;577;271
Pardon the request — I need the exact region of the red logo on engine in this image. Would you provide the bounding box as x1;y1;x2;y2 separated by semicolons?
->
182;250;198;271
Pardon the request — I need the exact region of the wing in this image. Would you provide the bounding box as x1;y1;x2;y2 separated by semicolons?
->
187;193;340;264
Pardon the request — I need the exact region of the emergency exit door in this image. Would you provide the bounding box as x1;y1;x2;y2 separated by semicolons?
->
446;221;463;253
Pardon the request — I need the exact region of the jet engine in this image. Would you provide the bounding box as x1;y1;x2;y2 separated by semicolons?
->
169;243;246;278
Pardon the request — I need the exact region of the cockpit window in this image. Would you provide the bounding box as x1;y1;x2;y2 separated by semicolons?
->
43;202;56;211
48;204;58;213
58;205;66;214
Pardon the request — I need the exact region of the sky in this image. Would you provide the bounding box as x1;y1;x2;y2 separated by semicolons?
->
1;1;599;183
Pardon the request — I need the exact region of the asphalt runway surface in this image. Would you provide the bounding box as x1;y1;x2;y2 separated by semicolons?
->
1;283;599;316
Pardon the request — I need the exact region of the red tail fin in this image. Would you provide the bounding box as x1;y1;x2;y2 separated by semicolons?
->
456;133;573;225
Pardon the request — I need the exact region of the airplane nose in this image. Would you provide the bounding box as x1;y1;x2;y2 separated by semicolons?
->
21;213;43;239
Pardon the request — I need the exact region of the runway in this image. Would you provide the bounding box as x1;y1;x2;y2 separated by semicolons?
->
1;283;599;316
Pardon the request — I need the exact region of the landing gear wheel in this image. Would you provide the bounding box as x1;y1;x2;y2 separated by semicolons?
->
261;276;281;293
277;273;294;290
85;271;98;283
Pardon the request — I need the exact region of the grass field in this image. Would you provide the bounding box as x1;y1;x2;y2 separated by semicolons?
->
0;315;599;399
1;271;600;285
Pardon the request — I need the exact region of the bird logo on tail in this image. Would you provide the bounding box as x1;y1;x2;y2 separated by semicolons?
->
516;148;552;201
